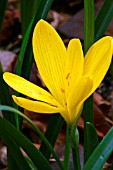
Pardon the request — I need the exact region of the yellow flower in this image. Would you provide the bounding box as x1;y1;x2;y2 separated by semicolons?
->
3;20;113;125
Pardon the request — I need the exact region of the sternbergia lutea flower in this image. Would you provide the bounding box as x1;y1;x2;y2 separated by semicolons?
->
3;20;113;126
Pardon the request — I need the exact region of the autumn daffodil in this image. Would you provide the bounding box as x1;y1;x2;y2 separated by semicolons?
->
3;20;113;126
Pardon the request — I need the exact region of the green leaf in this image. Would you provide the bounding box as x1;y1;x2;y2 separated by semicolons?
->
0;0;8;32
0;105;65;170
25;157;38;170
15;0;54;127
0;129;32;170
0;63;17;125
84;0;94;53
84;0;95;164
83;127;113;170
0;117;52;170
40;114;64;160
21;0;40;36
95;0;113;41
16;0;54;79
84;122;98;163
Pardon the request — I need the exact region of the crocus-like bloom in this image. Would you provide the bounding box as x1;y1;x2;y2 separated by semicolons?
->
3;20;113;126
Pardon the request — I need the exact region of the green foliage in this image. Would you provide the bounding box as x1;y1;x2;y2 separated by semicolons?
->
83;127;113;170
21;0;40;36
84;122;99;162
95;0;113;41
40;114;64;160
0;116;52;170
84;0;95;163
0;105;65;170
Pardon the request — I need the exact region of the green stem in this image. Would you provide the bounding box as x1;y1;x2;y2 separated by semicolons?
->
84;0;95;164
64;127;71;170
72;145;81;170
71;126;81;170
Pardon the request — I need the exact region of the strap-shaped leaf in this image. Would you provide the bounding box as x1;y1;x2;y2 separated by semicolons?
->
0;129;32;170
84;122;98;162
0;105;65;170
0;63;16;124
95;0;113;40
15;0;54;128
84;0;94;164
0;116;52;170
84;0;94;53
83;127;113;170
40;114;64;159
21;0;40;36
16;0;54;79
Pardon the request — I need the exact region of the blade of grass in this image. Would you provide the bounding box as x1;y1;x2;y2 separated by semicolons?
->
0;63;16;125
0;116;53;170
15;0;54;128
0;130;32;170
83;127;113;170
0;0;8;32
95;0;113;41
21;0;40;36
25;157;38;170
84;0;94;53
85;122;99;160
0;105;65;170
0;63;20;170
84;0;95;164
16;0;54;78
40;114;64;160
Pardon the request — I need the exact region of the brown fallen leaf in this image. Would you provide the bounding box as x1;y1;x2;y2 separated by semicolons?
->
78;93;111;138
94;92;111;116
0;51;17;72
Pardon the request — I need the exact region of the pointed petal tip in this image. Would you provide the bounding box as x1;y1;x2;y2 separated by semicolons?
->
35;19;49;29
37;19;45;24
3;72;11;82
69;38;80;44
12;95;17;102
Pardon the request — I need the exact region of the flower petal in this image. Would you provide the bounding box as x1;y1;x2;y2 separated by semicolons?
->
3;72;59;107
65;39;84;98
12;95;65;113
33;19;66;106
67;76;93;124
83;36;113;94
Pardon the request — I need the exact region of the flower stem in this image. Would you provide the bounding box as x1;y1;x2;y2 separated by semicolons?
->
64;127;71;170
71;127;81;170
72;145;81;170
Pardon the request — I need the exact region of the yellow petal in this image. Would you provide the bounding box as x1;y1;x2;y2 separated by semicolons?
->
65;39;84;98
83;36;113;94
33;19;66;106
67;76;93;123
12;95;65;113
3;72;59;107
